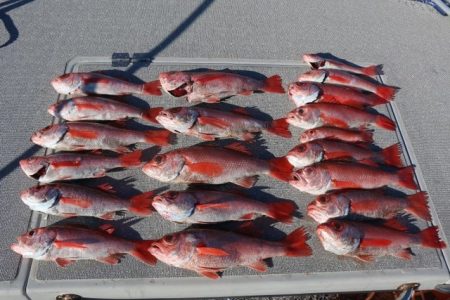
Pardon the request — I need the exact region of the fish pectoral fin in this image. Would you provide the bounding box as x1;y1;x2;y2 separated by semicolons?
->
204;96;221;103
60;197;92;208
196;245;229;256
359;238;392;248
197;116;230;129
321;115;349;128
246;260;268;272
198;133;216;141
99;212;116;220
55;258;76;267
197;270;221;279
239;90;253;96
232;176;259;188
354;254;375;263
187;162;223;177
195;203;230;211
53;240;87;249
97;254;123;265
98;224;115;234
331;180;361;189
239;213;255;220
97;183;116;193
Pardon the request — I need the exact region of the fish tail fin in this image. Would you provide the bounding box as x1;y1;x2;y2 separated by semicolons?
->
397;166;418;190
267;200;297;224
419;226;446;249
268;156;293;182
375;85;397;100
362;64;382;77
142;107;164;124
263;75;285;94
130;240;157;265
120;150;143;168
406;191;431;221
375;114;396;131
128;191;155;216
142;80;162;96
267;118;292;138
284;227;312;257
380;143;403;167
144;130;173;146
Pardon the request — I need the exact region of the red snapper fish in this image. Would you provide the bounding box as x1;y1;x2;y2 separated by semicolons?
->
20;183;155;219
299;127;374;144
51;72;162;96
159;70;285;103
152;189;296;224
289;161;418;195
286;140;402;168
298;69;397;100
142;143;293;188
20;150;143;183
11;224;156;267
31;122;173;152
48;96;163;124
149;227;312;279
317;220;446;261
302;53;381;77
286;103;395;131
156;106;291;141
307;189;431;224
288;82;391;108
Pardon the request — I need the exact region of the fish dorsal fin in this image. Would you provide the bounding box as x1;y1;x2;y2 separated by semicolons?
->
382;218;408;232
225;142;252;155
99;224;115;234
97;183;116;193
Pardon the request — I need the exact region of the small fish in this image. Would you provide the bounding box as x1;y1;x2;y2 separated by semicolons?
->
316;220;446;261
20;150;142;183
149;227;312;279
142;143;293;188
298;69;397;100
300;127;374;144
288;82;391;108
287;140;402;168
11;224;156;267
31;122;173;152
48;96;163;124
152;189;296;224
156;106;291;141
307;189;431;224
286;103;395;131
302;53;381;77
20;183;155;219
159;70;285;103
289;161;417;195
51;72;162;96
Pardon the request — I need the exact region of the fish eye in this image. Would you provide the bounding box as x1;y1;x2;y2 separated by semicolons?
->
163;235;175;244
308;130;315;136
28;230;35;236
297;108;304;115
304;167;313;175
297;144;306;152
292;173;300;181
152;155;165;165
166;191;178;199
160;111;171;118
317;195;329;204
331;222;343;232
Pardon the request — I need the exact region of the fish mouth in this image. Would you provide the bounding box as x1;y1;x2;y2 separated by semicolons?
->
168;83;189;97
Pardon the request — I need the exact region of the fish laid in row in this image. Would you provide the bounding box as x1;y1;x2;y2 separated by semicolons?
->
300;126;374;144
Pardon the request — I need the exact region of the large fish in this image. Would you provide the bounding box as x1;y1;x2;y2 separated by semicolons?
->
302;53;381;77
317;220;446;261
307;189;431;224
286;140;402;168
142;143;293;188
48;96;163;124
288;82;391;108
152;189;296;224
51;72;162;96
31;122;173;152
298;69;397;100
159;70;285;103
156;106;291;141
289;161;417;195
20;183;155;219
11;224;156;267
299;126;374;144
149;227;312;279
286;103;395;131
20;150;142;183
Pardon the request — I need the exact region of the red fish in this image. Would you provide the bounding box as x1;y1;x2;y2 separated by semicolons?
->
48;96;163;124
300;127;374;144
290;161;418;195
142;143;293;188
20;183;155;219
149;227;312;279
11;224;156;267
298;69;397;100
19;150;143;183
287;103;395;131
288;82;391;108
302;53;381;77
307;189;431;223
317;220;445;261
159;70;285;103
51;72;162;96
